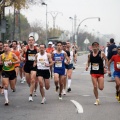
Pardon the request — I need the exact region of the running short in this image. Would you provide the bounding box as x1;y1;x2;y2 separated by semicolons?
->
65;63;73;69
24;63;37;73
114;71;120;78
0;65;3;71
2;70;16;80
54;69;65;75
37;69;50;79
91;74;104;78
20;62;25;68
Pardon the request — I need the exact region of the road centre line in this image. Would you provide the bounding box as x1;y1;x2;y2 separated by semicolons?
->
70;100;83;114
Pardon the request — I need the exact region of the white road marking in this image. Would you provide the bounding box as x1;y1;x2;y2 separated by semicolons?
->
71;100;83;113
82;95;91;97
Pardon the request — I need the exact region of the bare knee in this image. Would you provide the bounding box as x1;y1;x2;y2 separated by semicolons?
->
99;86;104;90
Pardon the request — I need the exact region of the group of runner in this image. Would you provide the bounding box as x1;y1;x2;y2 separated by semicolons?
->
0;37;119;106
0;36;77;106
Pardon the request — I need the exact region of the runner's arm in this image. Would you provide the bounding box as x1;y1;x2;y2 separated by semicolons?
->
0;55;3;65
64;52;70;64
47;53;53;67
33;54;37;67
20;47;26;61
101;52;108;68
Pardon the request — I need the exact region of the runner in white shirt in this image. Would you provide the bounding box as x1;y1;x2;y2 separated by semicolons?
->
33;44;53;104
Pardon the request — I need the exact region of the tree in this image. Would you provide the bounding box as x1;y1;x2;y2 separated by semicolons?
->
4;13;30;41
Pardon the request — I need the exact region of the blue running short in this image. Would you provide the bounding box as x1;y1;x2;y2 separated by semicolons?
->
114;71;120;78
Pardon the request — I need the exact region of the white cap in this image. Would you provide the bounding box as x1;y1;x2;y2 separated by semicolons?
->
48;41;53;45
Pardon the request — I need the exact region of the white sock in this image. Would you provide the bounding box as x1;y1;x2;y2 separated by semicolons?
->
68;79;71;88
4;89;8;102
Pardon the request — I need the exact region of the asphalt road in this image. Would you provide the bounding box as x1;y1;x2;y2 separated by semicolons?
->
0;54;120;120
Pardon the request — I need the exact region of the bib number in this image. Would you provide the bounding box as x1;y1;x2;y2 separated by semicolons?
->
55;61;62;67
28;54;35;61
117;62;120;69
92;63;99;70
4;60;12;67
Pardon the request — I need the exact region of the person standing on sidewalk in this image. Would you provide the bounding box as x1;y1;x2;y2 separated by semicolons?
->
86;42;108;105
107;38;117;82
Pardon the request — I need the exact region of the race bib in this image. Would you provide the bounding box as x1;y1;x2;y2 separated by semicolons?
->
4;60;12;67
39;59;45;67
55;61;62;67
28;54;35;61
92;63;99;70
117;62;120;69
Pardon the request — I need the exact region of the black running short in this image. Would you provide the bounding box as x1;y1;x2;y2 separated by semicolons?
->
2;70;16;80
24;63;37;73
37;69;50;79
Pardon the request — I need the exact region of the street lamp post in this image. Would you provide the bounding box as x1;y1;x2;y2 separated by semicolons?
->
69;17;74;43
42;2;48;44
76;17;100;45
48;11;63;37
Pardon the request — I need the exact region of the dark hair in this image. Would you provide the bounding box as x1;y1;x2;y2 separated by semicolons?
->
92;42;99;46
62;42;67;45
39;43;46;48
28;36;35;40
12;40;17;45
57;41;62;45
0;41;3;44
110;38;114;43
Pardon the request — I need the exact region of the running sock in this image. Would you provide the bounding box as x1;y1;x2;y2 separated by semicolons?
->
67;79;71;88
4;89;8;102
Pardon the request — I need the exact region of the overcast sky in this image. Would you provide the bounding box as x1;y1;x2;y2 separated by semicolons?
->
17;0;120;44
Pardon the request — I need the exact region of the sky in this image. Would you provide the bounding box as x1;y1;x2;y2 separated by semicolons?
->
7;0;120;44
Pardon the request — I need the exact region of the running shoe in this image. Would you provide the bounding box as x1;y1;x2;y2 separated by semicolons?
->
4;102;9;106
41;98;46;104
12;88;16;92
29;96;33;102
34;91;37;97
4;100;9;106
59;94;62;100
67;88;71;92
94;99;100;105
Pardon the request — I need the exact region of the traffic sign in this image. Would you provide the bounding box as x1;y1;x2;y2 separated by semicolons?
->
84;38;90;44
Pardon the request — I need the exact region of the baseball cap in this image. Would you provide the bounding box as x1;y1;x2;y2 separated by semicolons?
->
48;41;53;45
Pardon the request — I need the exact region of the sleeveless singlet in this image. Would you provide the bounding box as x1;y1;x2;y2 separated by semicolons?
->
53;50;65;70
25;46;37;64
37;52;49;70
90;51;104;74
1;52;15;71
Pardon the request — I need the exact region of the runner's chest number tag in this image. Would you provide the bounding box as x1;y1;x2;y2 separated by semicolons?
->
55;57;62;67
55;61;62;67
28;54;35;61
117;62;120;69
4;60;11;66
39;59;45;67
92;63;99;70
